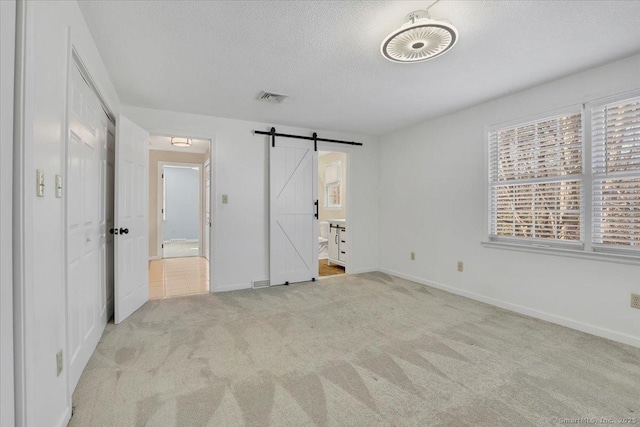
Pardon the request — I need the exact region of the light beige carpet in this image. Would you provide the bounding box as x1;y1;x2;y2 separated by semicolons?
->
70;272;640;426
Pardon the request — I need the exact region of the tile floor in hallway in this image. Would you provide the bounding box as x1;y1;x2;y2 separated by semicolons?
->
149;256;209;299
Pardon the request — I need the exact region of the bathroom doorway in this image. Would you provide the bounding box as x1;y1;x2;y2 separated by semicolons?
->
318;151;348;277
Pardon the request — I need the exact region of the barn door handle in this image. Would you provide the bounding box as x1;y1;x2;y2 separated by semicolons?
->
119;228;129;235
314;200;318;219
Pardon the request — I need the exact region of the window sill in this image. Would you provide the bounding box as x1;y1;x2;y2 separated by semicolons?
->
481;241;640;265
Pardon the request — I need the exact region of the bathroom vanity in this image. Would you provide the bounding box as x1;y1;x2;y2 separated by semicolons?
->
328;219;347;267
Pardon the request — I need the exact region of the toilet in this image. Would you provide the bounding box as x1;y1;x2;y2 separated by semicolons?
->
319;221;329;259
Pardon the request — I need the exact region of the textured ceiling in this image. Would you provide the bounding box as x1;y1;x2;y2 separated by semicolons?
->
78;1;640;136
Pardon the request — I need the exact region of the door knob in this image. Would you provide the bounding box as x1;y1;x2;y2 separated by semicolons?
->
119;228;129;235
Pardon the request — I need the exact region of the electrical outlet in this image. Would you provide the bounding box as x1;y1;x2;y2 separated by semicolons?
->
631;293;640;310
457;261;464;272
222;194;228;204
56;350;63;377
410;252;416;260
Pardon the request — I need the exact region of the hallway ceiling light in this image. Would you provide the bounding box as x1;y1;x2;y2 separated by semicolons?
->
381;10;458;63
171;137;192;148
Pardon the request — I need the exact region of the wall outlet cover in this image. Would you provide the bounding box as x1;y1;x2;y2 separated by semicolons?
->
631;293;640;310
457;261;464;272
222;194;228;204
56;350;63;377
55;174;62;198
411;252;415;260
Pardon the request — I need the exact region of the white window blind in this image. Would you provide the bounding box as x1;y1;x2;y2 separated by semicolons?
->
488;111;584;246
591;95;640;253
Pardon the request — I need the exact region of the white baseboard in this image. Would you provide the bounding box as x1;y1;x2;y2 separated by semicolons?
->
349;267;379;274
380;268;640;349
211;283;252;293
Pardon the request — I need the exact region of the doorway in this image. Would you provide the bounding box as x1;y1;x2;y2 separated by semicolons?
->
318;151;348;277
148;136;211;299
161;164;201;258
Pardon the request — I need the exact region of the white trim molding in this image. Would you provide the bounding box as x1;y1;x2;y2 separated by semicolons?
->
1;1;16;426
380;268;640;349
211;282;252;293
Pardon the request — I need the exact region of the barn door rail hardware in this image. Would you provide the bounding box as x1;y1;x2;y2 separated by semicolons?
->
254;127;363;148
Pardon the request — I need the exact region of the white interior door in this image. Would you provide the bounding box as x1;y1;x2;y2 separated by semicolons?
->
204;160;211;260
270;138;318;286
66;63;105;392
114;115;149;324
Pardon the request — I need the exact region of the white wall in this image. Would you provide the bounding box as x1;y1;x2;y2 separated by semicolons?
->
1;1;16;426
17;1;120;426
379;53;640;348
122;106;380;290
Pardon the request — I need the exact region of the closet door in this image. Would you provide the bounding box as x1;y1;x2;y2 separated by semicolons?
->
270;138;318;285
66;63;103;393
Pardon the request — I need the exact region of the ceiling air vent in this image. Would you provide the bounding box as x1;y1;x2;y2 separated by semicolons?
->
257;91;288;104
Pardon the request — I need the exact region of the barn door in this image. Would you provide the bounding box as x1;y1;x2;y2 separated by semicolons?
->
270;138;318;286
114;115;149;323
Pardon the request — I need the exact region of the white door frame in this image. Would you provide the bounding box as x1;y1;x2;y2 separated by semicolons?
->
317;143;352;275
156;161;203;258
1;1;16;425
204;159;211;261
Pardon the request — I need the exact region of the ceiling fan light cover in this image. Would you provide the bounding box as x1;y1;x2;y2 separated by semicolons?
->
381;14;458;63
171;137;192;148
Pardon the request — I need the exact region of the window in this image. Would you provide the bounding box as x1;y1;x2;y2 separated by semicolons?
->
591;95;640;253
488;109;584;247
324;161;342;208
487;92;640;257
